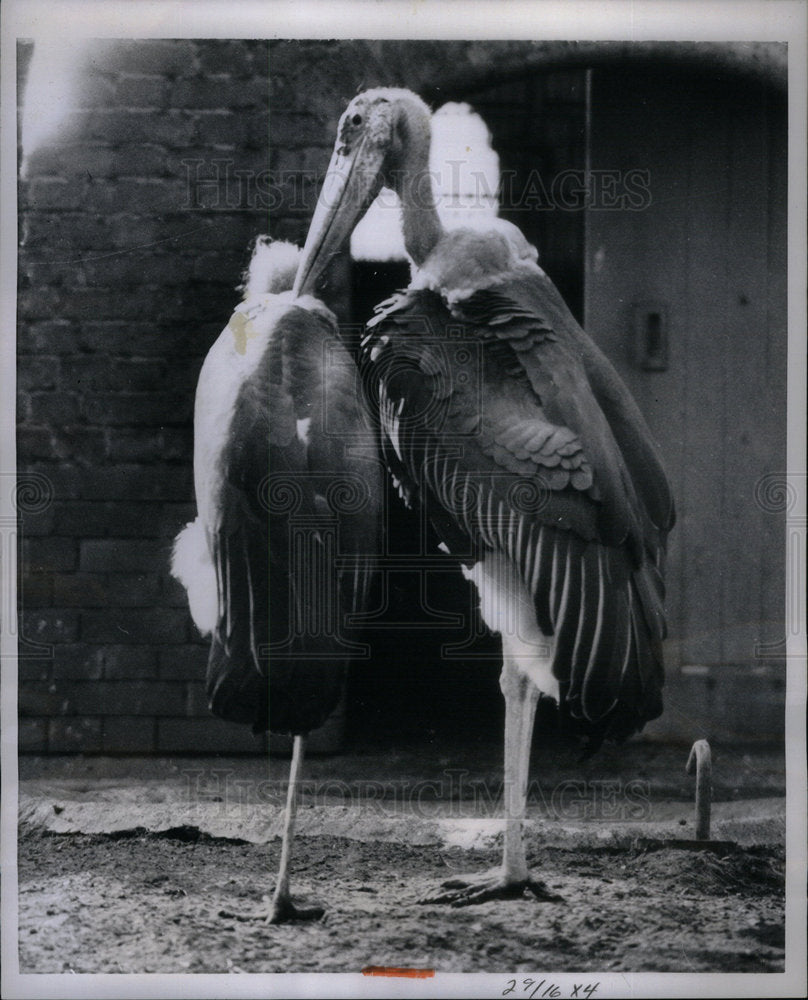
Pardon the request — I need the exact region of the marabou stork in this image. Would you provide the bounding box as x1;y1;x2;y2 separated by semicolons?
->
172;237;382;922
293;89;675;905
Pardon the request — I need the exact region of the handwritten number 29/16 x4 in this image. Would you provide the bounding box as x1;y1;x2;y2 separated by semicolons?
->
502;980;600;999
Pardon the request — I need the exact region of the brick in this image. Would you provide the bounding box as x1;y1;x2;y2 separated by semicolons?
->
27;178;85;211
160;503;198;536
271;144;329;175
51;644;105;681
192;252;244;284
75;322;168;356
104;645;159;680
19;681;72;716
162;429;194;463
108;431;171;464
199;41;267;77
18;658;52;682
18;645;53;680
53;501;113;536
52;572;109;607
85;178;190;216
100;501;167;537
19;571;54;606
18;426;107;466
21;610;80;644
87;254;194;288
116;75;170;108
78;109;186;146
20;465;84;502
25;145;118;180
81;392;193;428
17;392;31;423
157;716;263;754
81;608;188;644
72;73;118;108
171;76;268;110
196;112;251;149
67;680;186;716
18;505;56;537
102;716;157;753
151;112;204;148
162;572;193;609
103;573;162;607
18;718;48;753
267;216;309;245
159;643;207;680
185;681;209;716
17;357;60;391
16;427;58;463
183;284;241;320
72;465;192;501
270;113;330;149
21;214;117;253
49;717;103;753
56;287;176;322
28;393;81;425
62;357;166;392
114;144;174;179
155;213;253;253
80;538;167;573
246;112;272;152
21;537;77;573
88;39;199;77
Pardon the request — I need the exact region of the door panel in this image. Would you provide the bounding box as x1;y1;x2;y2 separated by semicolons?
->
585;68;787;676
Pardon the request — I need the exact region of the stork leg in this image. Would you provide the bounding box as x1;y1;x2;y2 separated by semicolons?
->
267;734;324;923
421;655;562;907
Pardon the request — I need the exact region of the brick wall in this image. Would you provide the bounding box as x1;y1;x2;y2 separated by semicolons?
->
17;39;279;753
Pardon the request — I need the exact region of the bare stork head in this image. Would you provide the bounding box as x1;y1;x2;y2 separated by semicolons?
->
293;89;437;296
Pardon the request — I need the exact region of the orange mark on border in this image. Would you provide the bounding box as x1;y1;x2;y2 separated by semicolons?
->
362;965;435;979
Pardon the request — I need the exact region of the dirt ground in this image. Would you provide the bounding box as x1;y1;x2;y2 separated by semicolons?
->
18;828;784;974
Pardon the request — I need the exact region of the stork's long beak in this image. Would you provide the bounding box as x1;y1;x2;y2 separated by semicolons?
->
293;134;386;297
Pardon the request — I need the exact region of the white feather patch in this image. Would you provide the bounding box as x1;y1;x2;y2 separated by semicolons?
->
171;519;218;636
410;223;541;305
462;550;558;698
242;238;301;297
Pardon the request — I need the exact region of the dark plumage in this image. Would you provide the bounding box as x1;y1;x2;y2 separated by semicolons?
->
364;279;670;745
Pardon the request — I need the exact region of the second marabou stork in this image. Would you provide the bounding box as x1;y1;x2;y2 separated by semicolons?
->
173;238;382;922
294;89;675;905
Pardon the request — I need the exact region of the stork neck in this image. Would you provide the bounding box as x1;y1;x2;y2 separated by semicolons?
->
398;172;444;267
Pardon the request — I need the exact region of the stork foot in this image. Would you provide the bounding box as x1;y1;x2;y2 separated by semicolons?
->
267;891;325;924
419;869;563;907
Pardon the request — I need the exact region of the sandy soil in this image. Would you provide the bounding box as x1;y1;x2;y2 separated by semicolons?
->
18;829;784;974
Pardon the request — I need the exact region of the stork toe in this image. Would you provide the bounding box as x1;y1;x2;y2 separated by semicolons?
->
267;891;325;924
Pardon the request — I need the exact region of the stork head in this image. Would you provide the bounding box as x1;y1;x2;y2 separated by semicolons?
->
293;88;433;296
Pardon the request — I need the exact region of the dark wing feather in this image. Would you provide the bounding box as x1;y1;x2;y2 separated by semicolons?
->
477;270;676;536
365;282;672;740
204;304;381;736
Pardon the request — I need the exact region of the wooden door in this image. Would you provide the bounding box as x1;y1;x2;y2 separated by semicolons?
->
585;68;787;692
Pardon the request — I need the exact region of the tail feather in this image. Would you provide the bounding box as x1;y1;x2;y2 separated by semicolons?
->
171;519;217;636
